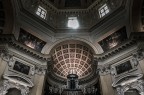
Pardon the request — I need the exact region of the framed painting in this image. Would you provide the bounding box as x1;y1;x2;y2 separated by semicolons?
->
18;28;46;52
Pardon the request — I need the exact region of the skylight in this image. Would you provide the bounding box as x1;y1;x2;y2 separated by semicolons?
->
67;17;79;29
99;4;109;18
36;6;47;19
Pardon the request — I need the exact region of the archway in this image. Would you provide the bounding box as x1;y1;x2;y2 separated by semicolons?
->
6;88;21;95
44;40;101;95
124;89;140;95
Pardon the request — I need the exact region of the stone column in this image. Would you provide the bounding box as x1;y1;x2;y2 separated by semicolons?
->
140;92;144;95
100;74;115;95
0;56;2;64
0;53;9;81
98;65;115;95
30;74;45;95
30;67;46;95
133;49;144;73
0;60;7;80
139;59;144;73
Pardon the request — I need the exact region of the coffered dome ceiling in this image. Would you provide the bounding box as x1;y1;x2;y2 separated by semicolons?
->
51;42;93;79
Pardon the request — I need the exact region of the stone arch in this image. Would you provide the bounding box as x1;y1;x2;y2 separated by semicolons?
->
0;80;29;95
123;85;143;95
6;88;21;95
124;89;140;95
42;37;103;55
116;80;144;95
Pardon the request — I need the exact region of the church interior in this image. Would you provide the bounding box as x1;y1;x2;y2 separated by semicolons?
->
0;0;144;95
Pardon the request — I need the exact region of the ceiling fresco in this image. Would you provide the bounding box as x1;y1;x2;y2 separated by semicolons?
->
18;28;46;52
98;27;127;52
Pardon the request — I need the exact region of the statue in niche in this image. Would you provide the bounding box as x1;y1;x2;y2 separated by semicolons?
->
6;88;21;95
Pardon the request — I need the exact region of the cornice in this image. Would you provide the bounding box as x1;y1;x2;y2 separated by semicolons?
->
94;32;144;61
0;34;50;62
0;32;144;63
15;0;126;33
39;0;102;13
90;5;126;32
1;32;144;85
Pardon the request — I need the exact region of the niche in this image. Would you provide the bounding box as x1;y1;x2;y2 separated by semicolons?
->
6;88;21;95
124;89;140;95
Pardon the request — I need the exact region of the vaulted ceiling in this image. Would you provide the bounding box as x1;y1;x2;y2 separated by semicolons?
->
52;43;93;79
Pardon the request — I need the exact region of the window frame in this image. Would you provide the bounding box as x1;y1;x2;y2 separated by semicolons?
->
36;6;47;19
98;4;110;18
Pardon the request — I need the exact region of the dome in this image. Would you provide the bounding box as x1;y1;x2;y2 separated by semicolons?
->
51;42;93;79
1;0;143;95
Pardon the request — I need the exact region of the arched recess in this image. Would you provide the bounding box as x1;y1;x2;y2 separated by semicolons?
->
6;88;21;95
42;37;103;55
124;89;140;95
0;80;29;95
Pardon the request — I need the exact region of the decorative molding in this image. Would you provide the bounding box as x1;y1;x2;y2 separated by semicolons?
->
116;79;144;95
98;65;111;75
0;50;46;77
81;86;97;95
16;0;126;32
0;52;12;62
0;34;49;61
133;49;144;61
95;39;136;61
4;56;36;78
23;0;102;13
0;33;144;64
0;50;46;76
112;73;143;87
112;73;144;95
35;65;47;75
3;74;34;87
95;32;144;61
0;80;29;95
49;86;61;94
47;85;98;95
110;57;139;77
